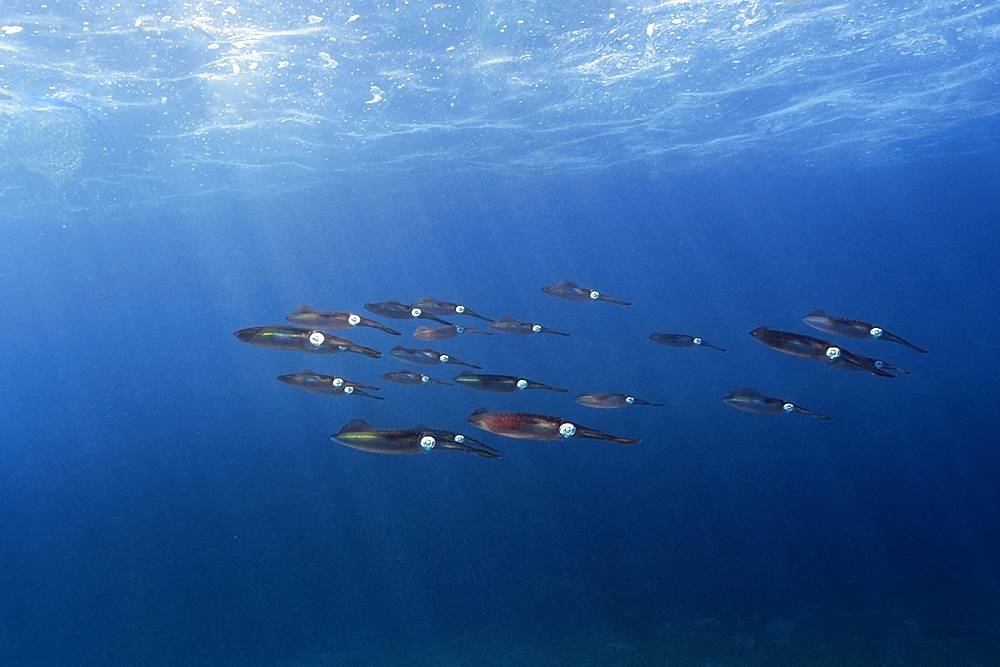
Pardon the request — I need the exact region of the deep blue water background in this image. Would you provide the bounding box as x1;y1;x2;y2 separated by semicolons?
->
2;156;1000;666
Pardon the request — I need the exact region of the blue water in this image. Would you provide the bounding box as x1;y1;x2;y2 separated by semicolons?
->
3;2;1000;666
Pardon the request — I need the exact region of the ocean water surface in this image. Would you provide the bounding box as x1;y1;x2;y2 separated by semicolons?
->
2;1;999;666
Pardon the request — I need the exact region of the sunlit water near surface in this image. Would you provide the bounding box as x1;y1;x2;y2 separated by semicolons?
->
2;1;999;666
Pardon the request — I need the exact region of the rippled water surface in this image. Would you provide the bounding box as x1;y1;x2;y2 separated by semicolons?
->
2;0;999;195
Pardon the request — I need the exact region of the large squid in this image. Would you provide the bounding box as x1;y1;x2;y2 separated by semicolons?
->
234;325;381;358
749;326;894;378
467;408;639;444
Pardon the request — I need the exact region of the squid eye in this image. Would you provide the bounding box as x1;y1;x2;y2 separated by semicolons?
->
455;305;465;313
332;377;344;387
516;379;528;390
558;422;577;438
693;337;702;345
825;346;841;360
589;290;600;300
456;326;465;334
783;403;794;413
625;396;634;404
531;324;542;333
874;360;884;369
420;375;429;383
453;434;466;444
869;327;883;338
344;386;354;394
438;354;449;363
410;307;422;318
308;331;325;346
348;313;361;326
419;435;436;450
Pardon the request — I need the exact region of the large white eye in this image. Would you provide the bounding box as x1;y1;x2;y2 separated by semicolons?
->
455;305;465;313
558;422;577;438
410;307;422;317
455;326;465;334
783;403;794;413
344;386;354;394
420;375;429;383
516;379;528;390
438;354;449;363
453;434;466;443
825;346;841;360
589;290;600;300
625;396;635;404
869;327;883;338
874;360;884;369
348;313;361;326
419;435;436;450
531;324;542;333
332;377;344;387
693;337;702;345
308;331;325;346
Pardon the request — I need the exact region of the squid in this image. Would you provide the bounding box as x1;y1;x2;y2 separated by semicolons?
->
467;408;639;444
411;297;494;322
650;333;727;352
749;326;894;378
723;388;832;420
364;299;453;325
488;317;569;336
802;310;927;353
285;305;400;335
331;419;499;458
541;281;631;305
413;324;493;341
453;371;568;393
379;370;453;386
574;393;662;409
277;370;382;399
389;345;482;369
234;325;381;358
